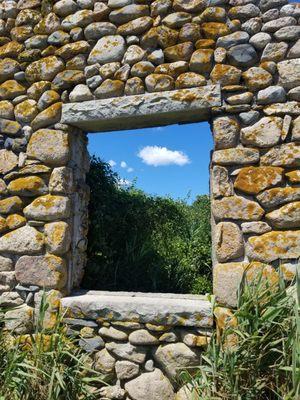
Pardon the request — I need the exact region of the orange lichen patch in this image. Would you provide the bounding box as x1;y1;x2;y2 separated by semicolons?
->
195;38;215;49
7;176;47;196
0;216;7;233
201;22;230;39
6;214;26;230
234;166;284;195
214;307;237;331
210;64;241;86
26;194;63;210
55;41;90;60
171;89;202;102
247;230;300;262
164;42;194;62
0;41;24;58
286;170;300;183
0;80;26;100
0;196;23;214
190;48;214;74
175;72;206;88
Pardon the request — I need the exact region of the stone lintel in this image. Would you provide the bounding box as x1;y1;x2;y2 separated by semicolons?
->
61;85;221;132
61;291;213;328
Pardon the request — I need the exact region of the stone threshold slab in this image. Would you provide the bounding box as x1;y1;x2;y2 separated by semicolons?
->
61;290;213;328
61;85;221;132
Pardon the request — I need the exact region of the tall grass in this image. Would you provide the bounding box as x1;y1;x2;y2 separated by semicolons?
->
181;267;300;400
0;294;103;400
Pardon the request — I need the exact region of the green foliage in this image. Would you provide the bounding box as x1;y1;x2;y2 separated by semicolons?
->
0;296;103;400
181;269;300;399
82;156;212;294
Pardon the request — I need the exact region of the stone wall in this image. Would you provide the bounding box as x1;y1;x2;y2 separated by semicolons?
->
0;0;298;394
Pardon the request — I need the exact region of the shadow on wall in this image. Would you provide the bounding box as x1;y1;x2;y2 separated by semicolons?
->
81;156;212;295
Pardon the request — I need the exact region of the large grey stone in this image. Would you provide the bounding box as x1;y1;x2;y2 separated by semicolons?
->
278;59;300;89
216;31;249;49
87;35;126;64
61;292;212;328
249;32;271;50
212;147;260;165
15;254;67;289
227;44;258;67
211;166;233;198
62;86;221;132
0;226;44;254
213;196;264;221
212;115;239;149
266;202;300;229
153;343;199;380
24;195;70;221
257;86;286;104
125;369;175;400
115;360;140;380
257;187;300;209
261;143;300;167
105;342;147;364
240;117;282;148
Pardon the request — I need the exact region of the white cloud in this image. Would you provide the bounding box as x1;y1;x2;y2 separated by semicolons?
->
120;161;127;169
138;146;190;167
108;160;116;167
127;167;134;173
117;178;131;187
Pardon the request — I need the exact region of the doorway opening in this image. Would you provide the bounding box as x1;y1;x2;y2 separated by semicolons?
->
81;121;213;295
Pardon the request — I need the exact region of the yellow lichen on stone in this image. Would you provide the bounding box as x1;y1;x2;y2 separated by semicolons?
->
286;170;300;183
0;196;23;214
6;214;26;230
8;176;47;196
234;166;284;195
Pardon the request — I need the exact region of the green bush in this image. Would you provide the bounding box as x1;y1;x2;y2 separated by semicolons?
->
82;156;212;294
181;270;300;399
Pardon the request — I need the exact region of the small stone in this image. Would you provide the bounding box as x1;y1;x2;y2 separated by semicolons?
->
280;263;297;282
266;202;300;229
117;16;153;36
27;129;69;167
0;256;13;272
211;166;233;198
179;23;201;43
234;166;284;194
145;74;174;92
109;4;149;24
274;26;300;41
53;0;78;15
0;80;26;100
260;143;300;167
14;99;38;123
216;31;249;49
175;72;206;89
124;77;145;95
201;22;229;39
131;61;155;78
0;149;18;174
99;385;126;400
99;326;128;341
69;84;93;102
0;118;21;136
287;39;300;59
278;59;300;90
216;222;244;262
210;64;241;86
257;86;286;104
79;336;105;353
129;329;159;345
25;56;64;83
242;67;272;91
151;0;171;17
262;16;296;33
123;45;145;65
257;187;300;209
249;32;271;50
24;194;70;222
154;343;199;380
240;116;282;148
7;176;47;197
247;231;300;262
52;70;85;90
88;35;126;65
94;348;116;374
144;359;155;371
44;221;71;255
114;64;130;81
0;58;20;84
37;90;60;111
125;369;175;400
239;111;260;125
94;79;124;99
0;291;23;307
227;44;258;68
189;49;214;74
173;0;206;12
212;115;239;149
212;147;259;165
105;342;147;364
6;214;26;230
229;4;260;19
176;385;197;400
164;42;194;63
0;196;23;214
84;22;116;40
241;221;272;234
5;304;33;334
226;92;253;105
213;196;264;221
148;49;164;65
0;225;44;255
115;360;140;380
162;12;192;29
261;42;288;62
61;10;94;30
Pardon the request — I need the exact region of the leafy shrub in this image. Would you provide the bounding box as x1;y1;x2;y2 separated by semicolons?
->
82;157;212;294
181;269;300;399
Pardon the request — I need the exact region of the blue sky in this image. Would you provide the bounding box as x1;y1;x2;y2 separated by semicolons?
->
88;121;213;202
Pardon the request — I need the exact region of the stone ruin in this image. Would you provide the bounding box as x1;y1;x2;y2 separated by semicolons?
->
0;0;299;397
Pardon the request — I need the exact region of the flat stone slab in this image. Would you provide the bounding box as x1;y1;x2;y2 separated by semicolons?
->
61;86;221;132
61;291;213;328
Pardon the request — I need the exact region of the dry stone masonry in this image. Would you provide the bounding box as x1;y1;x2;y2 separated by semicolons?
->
0;0;299;397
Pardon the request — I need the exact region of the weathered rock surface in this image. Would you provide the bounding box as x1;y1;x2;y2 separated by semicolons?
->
88;35;126;64
212;148;259;165
241;221;272;234
0;149;18;174
257;187;300;208
215;222;244;262
211;166;233;198
15;254;67;289
278;59;300;89
115;360;140;380
266;202;300;228
0;226;44;254
213;196;264;221
105;342;147;364
125;369;175;400
247;231;300;262
241;117;282;147
5;304;33;334
212;116;239;149
260;143;300;167
44;221;71;255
